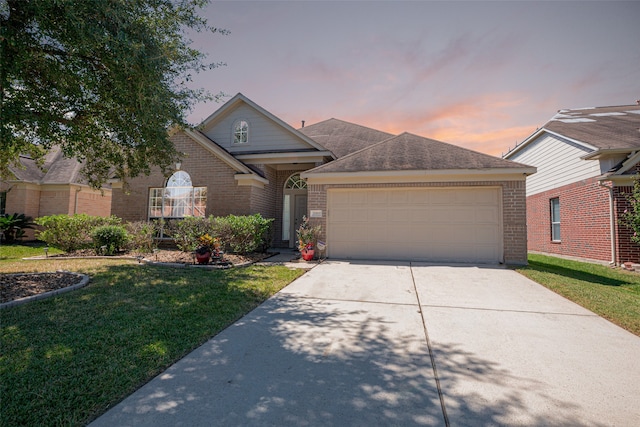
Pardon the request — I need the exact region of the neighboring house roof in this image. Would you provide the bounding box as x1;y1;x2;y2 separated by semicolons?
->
505;104;640;159
298;118;395;158
307;132;534;174
7;146;95;186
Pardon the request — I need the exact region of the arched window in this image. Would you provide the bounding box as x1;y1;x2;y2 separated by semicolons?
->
149;171;207;219
233;119;249;144
285;174;307;189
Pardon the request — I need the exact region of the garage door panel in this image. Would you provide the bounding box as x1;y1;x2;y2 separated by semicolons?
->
328;188;502;263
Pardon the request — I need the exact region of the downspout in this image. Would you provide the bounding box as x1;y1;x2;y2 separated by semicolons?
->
74;187;81;214
599;181;616;266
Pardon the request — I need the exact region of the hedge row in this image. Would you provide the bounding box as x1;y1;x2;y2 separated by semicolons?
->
34;214;273;255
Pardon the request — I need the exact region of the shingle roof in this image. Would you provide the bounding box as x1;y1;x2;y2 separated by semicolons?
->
9;146;88;185
308;132;532;174
298;118;394;158
543;105;640;150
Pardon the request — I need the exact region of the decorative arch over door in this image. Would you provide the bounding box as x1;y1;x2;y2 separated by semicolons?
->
282;173;308;247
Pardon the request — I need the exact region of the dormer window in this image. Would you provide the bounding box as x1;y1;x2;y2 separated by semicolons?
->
233;119;249;144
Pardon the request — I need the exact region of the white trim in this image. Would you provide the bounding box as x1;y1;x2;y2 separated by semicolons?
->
199;93;335;158
303;168;536;185
235;151;333;164
234;174;268;188
505;128;598;159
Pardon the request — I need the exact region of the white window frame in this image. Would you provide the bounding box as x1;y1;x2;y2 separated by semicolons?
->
149;171;206;220
550;197;560;242
232;119;249;144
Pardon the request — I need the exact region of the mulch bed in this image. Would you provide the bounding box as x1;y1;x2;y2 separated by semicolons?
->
0;272;83;304
1;250;274;304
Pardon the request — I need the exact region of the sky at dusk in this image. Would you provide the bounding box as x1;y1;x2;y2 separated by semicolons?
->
186;1;640;157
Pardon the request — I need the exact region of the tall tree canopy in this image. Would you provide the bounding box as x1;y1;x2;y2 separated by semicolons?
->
0;0;224;187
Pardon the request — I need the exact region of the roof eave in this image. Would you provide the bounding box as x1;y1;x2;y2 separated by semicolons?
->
303;167;536;182
581;148;638;160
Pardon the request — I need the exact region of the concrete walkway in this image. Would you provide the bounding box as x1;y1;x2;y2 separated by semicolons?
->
90;261;640;426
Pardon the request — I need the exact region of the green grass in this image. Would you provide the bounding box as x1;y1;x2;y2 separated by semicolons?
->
0;242;64;260
0;247;304;426
516;253;640;336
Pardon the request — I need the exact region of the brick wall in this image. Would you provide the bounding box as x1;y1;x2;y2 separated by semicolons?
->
613;186;640;264
526;178;613;262
112;132;275;223
307;180;528;265
2;183;41;239
75;188;112;217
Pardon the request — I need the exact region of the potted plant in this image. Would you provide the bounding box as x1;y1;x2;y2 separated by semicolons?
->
296;216;321;261
195;233;216;264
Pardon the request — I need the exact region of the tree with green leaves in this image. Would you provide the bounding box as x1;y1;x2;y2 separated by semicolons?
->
0;0;225;188
621;176;640;244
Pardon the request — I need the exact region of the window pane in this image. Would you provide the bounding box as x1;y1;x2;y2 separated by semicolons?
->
550;198;560;241
551;199;560;222
193;187;207;217
149;188;163;218
283;194;290;240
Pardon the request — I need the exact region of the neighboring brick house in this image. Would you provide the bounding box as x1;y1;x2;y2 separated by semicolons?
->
504;104;640;265
1;146;113;239
112;93;535;264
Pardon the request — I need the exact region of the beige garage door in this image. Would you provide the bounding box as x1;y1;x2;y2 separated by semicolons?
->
327;187;502;263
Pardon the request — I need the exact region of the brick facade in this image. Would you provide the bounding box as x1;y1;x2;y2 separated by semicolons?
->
307;180;528;265
526;177;640;264
0;182;111;240
110;132;293;247
112;132;253;221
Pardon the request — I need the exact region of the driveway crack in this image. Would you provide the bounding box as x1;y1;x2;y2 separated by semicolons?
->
410;262;450;427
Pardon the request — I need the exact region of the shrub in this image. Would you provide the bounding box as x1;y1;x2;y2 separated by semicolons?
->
91;225;129;255
35;214;121;252
0;213;35;243
125;221;158;253
166;216;214;252
216;214;273;254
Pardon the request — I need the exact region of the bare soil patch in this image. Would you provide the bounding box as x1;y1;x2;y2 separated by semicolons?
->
1;272;83;303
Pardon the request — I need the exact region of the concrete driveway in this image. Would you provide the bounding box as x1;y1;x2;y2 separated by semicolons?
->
90;261;640;426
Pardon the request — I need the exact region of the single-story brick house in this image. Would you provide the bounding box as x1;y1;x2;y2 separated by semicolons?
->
111;93;535;264
1;146;112;239
503;104;640;265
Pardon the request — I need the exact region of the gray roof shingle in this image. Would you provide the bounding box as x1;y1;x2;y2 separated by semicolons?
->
9;146;89;185
309;132;532;174
298;118;394;158
544;105;640;150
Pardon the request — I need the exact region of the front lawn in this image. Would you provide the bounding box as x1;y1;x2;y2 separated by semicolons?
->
516;253;640;336
0;247;304;426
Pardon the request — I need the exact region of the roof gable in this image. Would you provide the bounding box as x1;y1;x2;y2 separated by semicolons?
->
308;132;532;174
506;105;640;159
198;93;329;155
298;118;394;158
8;146;87;185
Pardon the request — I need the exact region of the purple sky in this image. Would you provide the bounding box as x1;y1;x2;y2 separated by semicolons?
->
186;1;640;156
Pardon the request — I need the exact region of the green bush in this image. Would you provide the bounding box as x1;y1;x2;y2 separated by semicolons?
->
91;225;129;255
216;214;273;254
166;216;214;252
35;214;121;252
125;221;157;253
